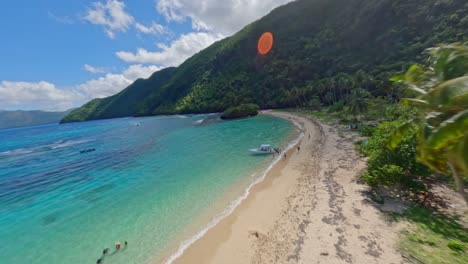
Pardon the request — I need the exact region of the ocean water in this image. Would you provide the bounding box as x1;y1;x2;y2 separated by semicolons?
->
0;114;294;264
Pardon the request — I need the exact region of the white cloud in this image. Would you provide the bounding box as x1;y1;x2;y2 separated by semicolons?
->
84;0;134;39
116;32;223;66
122;64;161;79
83;64;107;74
0;65;162;111
77;64;162;98
116;1;292;67
156;0;292;35
0;81;84;111
77;73;131;99
135;21;167;35
1;1;295;111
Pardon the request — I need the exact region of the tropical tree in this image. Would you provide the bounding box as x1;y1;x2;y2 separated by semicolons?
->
388;43;468;204
347;88;370;121
307;96;322;110
324;91;334;105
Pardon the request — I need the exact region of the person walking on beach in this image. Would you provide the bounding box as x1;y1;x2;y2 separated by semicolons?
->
274;148;280;154
297;146;300;152
284;153;287;159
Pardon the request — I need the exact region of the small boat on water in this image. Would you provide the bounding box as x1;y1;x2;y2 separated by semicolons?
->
80;148;96;154
249;144;274;155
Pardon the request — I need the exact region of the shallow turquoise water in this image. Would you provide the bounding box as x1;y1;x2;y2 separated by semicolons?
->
0;114;293;264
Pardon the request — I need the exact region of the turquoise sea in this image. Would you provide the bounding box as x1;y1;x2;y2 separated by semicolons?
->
0;114;295;264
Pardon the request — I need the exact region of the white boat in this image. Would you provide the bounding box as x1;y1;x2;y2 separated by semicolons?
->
249;144;274;155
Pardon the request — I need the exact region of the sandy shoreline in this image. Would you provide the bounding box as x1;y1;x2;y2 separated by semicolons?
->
166;112;404;264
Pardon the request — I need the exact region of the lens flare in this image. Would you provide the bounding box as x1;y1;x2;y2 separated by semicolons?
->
257;32;274;55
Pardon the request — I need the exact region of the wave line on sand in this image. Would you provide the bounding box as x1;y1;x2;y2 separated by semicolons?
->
164;117;304;264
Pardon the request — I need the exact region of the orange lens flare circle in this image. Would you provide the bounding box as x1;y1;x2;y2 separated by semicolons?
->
257;32;274;55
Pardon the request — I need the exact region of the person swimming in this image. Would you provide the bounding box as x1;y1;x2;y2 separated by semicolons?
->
115;241;121;250
102;248;110;255
97;257;103;264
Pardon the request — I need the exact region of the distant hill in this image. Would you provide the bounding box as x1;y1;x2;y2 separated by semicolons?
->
0;110;71;129
62;0;468;123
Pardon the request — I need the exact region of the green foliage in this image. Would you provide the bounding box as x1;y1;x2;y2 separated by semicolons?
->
294;109;334;123
361;121;431;188
395;206;468;263
221;104;259;120
356;125;375;137
307;96;322;110
328;100;344;112
407;233;436;246
62;0;468;123
388;43;468;203
61;99;104;123
448;240;466;252
362;164;405;187
380;104;419;122
346;89;370;119
60;68;178;122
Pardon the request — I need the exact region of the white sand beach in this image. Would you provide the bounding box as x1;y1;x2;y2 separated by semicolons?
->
169;112;405;264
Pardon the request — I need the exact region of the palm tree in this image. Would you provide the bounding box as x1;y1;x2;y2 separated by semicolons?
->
347;88;370;121
324;91;334;105
388;43;468;204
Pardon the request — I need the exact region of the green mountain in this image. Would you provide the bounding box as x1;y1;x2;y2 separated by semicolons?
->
62;0;468;123
0;110;71;129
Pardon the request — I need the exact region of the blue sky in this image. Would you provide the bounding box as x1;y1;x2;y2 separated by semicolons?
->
0;0;173;86
0;0;291;111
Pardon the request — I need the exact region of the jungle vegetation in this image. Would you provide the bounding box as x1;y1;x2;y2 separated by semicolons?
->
62;0;468;123
220;104;259;120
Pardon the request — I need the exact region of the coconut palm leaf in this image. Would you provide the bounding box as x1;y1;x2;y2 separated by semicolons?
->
428;76;468;107
444;48;468;80
389;74;405;82
429;46;452;80
400;98;429;108
392;43;468;203
455;133;468;175
404;64;426;85
429;43;468;81
416;145;448;173
406;84;427;95
425;110;468;151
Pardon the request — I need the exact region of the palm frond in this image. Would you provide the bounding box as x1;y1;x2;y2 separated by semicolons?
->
425;110;468;151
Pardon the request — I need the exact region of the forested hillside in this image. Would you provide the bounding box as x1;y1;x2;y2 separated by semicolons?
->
62;0;468;123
